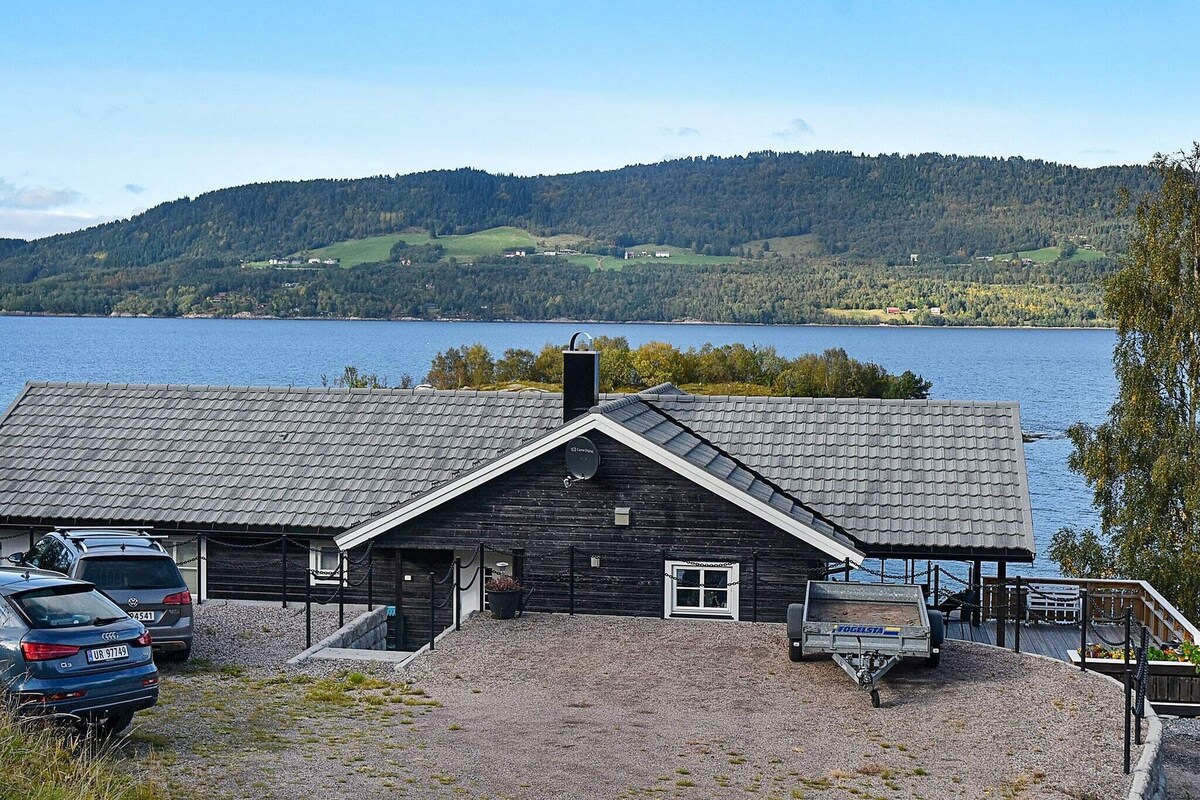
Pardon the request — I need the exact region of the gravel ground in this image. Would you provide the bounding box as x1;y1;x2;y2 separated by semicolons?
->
125;604;1145;800
1165;718;1200;800
186;599;366;669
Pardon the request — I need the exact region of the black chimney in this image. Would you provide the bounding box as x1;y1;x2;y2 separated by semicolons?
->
563;332;599;422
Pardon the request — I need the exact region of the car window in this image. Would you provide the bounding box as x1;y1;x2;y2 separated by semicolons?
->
43;538;73;574
79;557;185;590
11;585;127;629
24;536;53;569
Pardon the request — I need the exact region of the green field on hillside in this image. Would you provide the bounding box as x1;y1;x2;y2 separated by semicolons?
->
299;226;594;267
994;245;1106;263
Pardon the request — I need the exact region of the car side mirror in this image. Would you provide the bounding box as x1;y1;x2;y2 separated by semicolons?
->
5;552;24;565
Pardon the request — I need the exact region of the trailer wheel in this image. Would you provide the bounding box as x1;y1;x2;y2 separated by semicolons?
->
870;689;881;708
926;610;944;668
789;640;805;662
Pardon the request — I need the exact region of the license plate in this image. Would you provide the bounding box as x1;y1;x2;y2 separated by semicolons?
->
86;645;129;664
128;611;155;622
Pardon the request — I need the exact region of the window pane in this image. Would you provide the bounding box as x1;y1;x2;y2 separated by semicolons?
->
675;589;700;608
703;589;729;609
318;548;340;572
675;568;701;587
703;570;729;588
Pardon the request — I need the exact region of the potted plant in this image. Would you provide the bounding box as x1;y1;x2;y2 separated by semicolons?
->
485;574;523;620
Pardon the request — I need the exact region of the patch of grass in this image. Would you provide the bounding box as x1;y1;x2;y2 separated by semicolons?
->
0;710;167;799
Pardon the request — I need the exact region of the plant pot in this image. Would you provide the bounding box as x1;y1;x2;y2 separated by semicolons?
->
487;589;522;620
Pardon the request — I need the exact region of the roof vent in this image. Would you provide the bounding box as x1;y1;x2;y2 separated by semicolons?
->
562;332;599;423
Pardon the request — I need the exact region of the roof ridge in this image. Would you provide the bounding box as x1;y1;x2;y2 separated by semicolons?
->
20;381;563;398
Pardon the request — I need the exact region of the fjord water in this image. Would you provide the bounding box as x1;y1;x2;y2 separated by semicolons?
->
0;317;1116;575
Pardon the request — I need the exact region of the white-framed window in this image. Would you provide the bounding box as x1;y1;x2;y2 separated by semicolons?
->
664;560;739;620
310;542;346;586
164;536;201;595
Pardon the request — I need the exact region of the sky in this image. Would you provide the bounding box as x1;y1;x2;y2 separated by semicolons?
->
2;1;1199;240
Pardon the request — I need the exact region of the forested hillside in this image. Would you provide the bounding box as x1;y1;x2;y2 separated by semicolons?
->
0;151;1155;325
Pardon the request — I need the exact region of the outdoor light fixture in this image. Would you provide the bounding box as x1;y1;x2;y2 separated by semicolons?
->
590;556;601;568
495;561;510;575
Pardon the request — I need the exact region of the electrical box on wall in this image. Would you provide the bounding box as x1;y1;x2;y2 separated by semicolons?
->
614;506;631;526
590;556;601;568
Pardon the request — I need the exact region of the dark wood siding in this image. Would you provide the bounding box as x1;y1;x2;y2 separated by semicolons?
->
375;432;830;623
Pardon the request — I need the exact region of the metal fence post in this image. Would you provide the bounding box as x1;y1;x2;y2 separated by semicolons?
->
568;545;575;616
281;536;289;609
197;534;206;605
367;548;374;612
478;543;486;611
933;564;940;604
338;554;345;629
305;572;312;649
844;558;851;581
428;571;436;651
996;576;1007;649
1136;626;1148;746
454;558;462;631
1079;589;1089;671
1124;607;1132;775
1013;575;1022;654
28;527;35;552
752;551;759;623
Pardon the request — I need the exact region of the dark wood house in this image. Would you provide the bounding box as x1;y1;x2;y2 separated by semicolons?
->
0;348;1035;649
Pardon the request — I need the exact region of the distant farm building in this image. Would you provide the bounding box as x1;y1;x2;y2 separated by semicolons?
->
886;307;901;315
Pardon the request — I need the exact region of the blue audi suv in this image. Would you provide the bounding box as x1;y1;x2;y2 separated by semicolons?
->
0;565;159;734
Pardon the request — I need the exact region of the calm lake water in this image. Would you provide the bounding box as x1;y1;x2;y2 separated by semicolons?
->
0;317;1117;576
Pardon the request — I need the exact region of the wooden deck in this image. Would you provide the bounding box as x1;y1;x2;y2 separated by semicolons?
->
944;617;1128;662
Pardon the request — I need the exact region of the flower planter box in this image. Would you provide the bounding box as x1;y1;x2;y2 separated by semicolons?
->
1068;650;1200;717
487;589;522;620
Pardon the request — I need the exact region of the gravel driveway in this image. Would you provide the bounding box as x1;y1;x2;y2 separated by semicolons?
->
125;605;1145;800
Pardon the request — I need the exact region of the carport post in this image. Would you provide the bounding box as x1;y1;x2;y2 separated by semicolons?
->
281;536;288;609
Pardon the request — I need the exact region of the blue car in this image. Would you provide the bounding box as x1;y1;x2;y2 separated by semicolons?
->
0;565;158;734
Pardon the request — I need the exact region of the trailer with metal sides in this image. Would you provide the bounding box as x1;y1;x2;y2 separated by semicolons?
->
787;580;944;707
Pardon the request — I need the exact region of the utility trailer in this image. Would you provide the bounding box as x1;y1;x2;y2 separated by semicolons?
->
787;581;944;707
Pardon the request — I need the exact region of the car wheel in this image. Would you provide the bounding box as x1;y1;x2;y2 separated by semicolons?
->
97;710;134;738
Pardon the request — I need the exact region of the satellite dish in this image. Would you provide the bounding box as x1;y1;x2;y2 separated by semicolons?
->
565;436;600;480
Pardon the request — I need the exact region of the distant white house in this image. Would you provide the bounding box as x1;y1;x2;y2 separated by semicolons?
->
322;258;338;265
654;251;671;258
909;253;919;264
308;258;322;264
929;306;943;315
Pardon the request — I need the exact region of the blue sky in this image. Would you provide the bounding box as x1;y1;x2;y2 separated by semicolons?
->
2;1;1198;239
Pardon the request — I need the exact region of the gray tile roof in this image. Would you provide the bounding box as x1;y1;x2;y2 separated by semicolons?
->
0;382;562;531
637;391;1034;557
0;381;1034;558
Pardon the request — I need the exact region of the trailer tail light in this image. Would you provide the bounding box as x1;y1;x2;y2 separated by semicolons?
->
133;630;152;647
21;641;81;661
163;590;191;606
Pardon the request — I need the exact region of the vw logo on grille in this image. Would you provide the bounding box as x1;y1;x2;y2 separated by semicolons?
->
101;632;119;641
127;598;139;608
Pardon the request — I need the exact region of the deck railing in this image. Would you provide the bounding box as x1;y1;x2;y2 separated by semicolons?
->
979;575;1200;645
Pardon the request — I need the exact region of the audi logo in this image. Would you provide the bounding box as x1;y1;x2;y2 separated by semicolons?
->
101;632;119;641
126;598;139;608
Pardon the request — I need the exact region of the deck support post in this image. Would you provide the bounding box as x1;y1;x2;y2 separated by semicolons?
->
1013;574;1022;653
995;561;1007;647
971;560;983;627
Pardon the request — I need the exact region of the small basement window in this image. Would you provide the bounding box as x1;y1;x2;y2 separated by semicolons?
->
310;542;345;586
664;560;739;620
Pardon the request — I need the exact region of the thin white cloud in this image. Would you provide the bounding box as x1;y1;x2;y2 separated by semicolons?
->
124;183;146;194
657;126;701;138
0;179;82;210
772;117;815;139
0;209;110;240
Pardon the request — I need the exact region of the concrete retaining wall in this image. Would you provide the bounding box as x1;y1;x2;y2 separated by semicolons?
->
288;606;389;664
1129;712;1166;800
